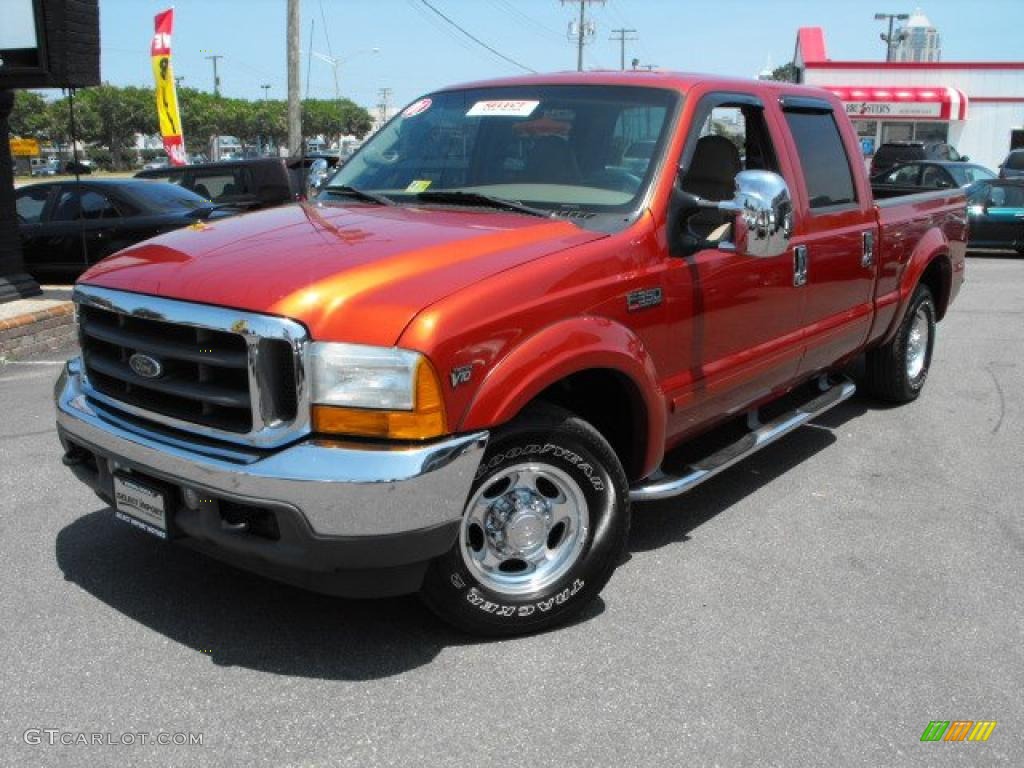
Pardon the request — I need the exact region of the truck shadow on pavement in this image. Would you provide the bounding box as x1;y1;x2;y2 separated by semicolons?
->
54;395;868;679
54;513;605;680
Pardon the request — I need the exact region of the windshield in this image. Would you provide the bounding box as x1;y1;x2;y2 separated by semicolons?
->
326;85;679;216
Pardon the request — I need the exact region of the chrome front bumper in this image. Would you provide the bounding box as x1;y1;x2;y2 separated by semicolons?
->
55;358;488;538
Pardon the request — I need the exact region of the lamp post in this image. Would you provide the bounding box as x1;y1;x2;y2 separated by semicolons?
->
875;12;910;62
310;48;378;143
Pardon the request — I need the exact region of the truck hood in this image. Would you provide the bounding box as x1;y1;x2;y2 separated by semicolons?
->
80;202;604;345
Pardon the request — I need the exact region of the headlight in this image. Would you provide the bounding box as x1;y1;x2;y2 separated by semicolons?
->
308;342;447;440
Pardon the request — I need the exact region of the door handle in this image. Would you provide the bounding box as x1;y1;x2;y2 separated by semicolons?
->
862;230;875;268
793;245;808;287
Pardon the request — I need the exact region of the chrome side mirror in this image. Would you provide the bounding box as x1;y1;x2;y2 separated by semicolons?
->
306;158;330;198
718;170;793;259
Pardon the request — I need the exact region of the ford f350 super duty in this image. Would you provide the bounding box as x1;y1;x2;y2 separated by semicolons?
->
55;72;966;635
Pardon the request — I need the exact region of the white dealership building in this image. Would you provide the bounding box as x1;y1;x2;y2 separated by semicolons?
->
794;26;1024;171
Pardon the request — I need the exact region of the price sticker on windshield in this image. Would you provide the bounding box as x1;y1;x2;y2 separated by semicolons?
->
466;100;540;118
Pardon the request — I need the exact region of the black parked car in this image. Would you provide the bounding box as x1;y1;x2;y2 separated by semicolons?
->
870;160;995;198
869;141;967;178
966;179;1024;255
998;149;1024;180
134;155;338;210
15;179;236;280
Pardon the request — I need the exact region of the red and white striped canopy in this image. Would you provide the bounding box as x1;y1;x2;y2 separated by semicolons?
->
825;86;968;121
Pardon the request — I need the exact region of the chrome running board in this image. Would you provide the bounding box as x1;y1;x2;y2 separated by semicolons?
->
629;377;856;503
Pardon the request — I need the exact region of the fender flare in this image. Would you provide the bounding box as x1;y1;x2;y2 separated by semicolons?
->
458;316;666;477
880;226;952;345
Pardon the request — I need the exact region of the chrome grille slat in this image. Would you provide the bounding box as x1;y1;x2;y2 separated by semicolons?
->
80;316;249;368
73;285;310;448
84;352;252;410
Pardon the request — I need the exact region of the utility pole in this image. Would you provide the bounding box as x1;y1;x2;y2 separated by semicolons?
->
174;75;185;88
609;28;637;70
561;0;604;72
875;12;910;62
377;87;392;125
261;84;271;101
287;0;302;157
204;54;223;96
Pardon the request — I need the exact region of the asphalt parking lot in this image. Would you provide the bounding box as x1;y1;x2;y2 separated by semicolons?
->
1;254;1021;767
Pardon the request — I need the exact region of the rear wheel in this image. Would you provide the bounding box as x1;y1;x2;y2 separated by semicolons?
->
420;404;630;636
863;283;936;403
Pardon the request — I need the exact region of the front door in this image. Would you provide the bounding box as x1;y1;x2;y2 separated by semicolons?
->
662;93;807;441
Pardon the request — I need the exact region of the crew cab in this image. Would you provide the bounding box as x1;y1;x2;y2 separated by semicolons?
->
55;72;966;636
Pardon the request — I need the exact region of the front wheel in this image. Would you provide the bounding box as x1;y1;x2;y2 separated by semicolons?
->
863;283;936;403
420;404;630;636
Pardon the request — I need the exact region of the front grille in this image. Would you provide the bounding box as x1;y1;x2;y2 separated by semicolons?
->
80;304;255;432
74;286;308;447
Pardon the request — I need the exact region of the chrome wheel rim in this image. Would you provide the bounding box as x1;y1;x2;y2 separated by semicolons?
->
459;463;590;596
906;306;930;380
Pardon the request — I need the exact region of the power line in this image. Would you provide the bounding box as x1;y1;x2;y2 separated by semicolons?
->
489;0;564;43
417;0;536;73
609;27;637;70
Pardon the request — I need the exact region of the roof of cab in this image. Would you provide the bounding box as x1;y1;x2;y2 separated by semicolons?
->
435;69;836;101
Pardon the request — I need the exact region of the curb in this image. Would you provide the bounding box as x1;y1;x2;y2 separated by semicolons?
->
0;303;76;361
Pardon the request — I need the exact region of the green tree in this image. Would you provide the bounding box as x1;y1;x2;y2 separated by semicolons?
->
9;91;49;138
767;62;800;83
75;85;157;169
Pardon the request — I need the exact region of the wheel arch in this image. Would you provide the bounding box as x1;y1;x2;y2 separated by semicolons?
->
458;317;666;481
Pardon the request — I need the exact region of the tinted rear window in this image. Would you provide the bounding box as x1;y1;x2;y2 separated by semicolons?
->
784;110;857;209
1006;152;1024;170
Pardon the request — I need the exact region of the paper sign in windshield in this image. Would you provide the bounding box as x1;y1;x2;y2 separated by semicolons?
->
403;98;432;118
467;100;540;118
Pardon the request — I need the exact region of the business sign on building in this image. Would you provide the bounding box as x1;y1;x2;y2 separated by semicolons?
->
844;101;943;119
827;87;969;122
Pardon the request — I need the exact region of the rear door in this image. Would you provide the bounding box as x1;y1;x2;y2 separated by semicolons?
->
778;97;877;376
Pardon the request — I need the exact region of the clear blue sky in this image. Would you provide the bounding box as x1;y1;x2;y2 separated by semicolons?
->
97;0;1024;110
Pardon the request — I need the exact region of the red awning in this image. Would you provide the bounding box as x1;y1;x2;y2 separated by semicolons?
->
825;86;968;121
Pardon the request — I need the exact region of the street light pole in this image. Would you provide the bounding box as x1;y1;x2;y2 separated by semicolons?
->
874;12;910;62
261;84;271;101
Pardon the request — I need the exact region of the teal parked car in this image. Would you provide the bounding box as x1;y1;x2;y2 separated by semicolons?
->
966;180;1024;255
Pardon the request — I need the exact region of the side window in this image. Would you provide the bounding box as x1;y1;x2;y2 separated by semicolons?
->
52;190;81;222
921;166;953;189
886;164;921;184
189;173;242;201
79;191;120;220
783;110;857;209
16;186;50;223
694;105;780;174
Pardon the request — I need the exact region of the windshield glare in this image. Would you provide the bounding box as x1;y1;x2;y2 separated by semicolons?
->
326;85;679;213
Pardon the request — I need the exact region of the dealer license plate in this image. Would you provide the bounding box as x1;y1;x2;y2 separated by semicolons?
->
113;475;168;539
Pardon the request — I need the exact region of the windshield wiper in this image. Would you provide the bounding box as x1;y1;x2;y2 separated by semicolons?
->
322;184;395;206
415;190;551;219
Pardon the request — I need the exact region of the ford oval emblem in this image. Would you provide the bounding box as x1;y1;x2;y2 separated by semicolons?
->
129;353;163;379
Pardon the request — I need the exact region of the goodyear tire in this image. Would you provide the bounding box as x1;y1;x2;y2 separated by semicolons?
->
863;283;936;403
420;403;630;636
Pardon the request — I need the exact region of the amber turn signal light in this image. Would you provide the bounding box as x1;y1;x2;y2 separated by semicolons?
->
312;359;448;440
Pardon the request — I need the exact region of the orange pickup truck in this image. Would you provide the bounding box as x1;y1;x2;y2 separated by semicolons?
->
56;72;966;635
